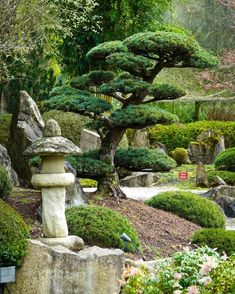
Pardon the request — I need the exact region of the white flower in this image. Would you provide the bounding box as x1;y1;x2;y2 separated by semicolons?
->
221;252;227;261
199;276;212;286
174;290;182;294
174;272;183;280
200;256;218;275
186;285;200;294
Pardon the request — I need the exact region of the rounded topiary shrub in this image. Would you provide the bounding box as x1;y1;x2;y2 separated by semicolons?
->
66;205;140;252
170;147;188;165
115;147;176;172
145;191;225;228
0;164;12;199
192;228;235;256
0;199;29;267
214;148;235;171
207;171;235;186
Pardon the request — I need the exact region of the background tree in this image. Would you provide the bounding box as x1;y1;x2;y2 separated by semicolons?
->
44;29;218;198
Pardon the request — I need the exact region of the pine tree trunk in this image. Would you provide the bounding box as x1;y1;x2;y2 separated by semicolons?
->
97;127;127;198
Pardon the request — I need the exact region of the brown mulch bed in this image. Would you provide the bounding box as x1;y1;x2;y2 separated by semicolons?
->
8;187;200;260
92;196;200;260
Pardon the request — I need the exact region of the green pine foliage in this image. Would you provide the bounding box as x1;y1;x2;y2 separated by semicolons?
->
66;205;140;252
111;105;178;128
207;170;235;186
123;31;218;68
0;199;29;267
115;147;176;171
150;83;186;100
43;91;112;115
71;70;116;90
66;152;113;180
149;121;235;152
214;148;235;172
145;191;225;228
192;229;235;256
86;41;128;60
0;164;12;199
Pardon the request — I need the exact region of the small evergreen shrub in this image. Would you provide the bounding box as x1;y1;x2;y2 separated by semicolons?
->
192;228;235;256
115;147;176;171
148;121;235;152
42;110;91;147
214;147;235;171
170;147;188;165
0;199;29;267
66;205;140;252
0;114;12;147
0;164;12;199
145;191;225;228
207;170;235;186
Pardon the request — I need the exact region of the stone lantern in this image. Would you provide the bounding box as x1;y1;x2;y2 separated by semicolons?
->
24;119;81;238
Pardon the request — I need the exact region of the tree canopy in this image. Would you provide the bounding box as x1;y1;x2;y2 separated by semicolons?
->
43;29;218;198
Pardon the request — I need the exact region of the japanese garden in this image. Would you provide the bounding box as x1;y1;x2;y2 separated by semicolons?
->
0;0;234;293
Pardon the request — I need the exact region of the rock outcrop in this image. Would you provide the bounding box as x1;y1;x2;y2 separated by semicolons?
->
202;185;235;217
128;129;150;148
188;130;225;164
120;172;160;187
5;240;124;294
8;90;44;183
0;144;18;185
196;162;208;188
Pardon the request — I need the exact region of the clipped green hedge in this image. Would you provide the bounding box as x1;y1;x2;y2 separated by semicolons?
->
0;164;12;199
214;148;235;171
66;205;140;252
0;114;11;147
192;228;235;256
145;191;225;228
207;170;235;186
115;147;176;171
42;110;90;147
0;199;29;267
148;121;235;152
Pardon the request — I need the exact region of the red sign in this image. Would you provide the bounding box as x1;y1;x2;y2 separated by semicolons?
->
178;172;189;180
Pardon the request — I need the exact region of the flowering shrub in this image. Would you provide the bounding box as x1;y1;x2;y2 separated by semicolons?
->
123;246;235;294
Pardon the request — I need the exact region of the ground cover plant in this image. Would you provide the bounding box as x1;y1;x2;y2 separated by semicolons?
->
192;228;235;256
0;198;29;267
0;114;11;146
145;191;225;228
66;205;140;252
123;246;235;294
43;27;218;198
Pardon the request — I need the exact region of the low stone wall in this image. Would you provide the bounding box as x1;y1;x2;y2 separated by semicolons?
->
5;240;124;294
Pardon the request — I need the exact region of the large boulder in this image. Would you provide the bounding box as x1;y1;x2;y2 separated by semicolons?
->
120;172;160;187
202;185;235;217
6;240;124;294
0;144;18;185
128;129;150;148
80;128;101;152
64;162;88;208
196;162;208;188
8;91;44;183
188;130;225;164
